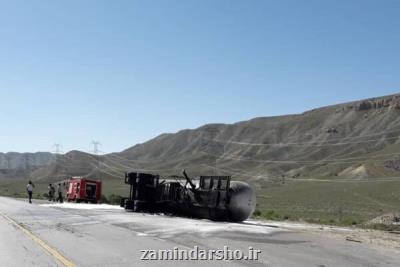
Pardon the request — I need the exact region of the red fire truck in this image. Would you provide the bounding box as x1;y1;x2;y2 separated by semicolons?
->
67;177;102;203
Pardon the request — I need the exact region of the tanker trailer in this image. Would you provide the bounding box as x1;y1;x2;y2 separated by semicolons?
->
120;170;256;222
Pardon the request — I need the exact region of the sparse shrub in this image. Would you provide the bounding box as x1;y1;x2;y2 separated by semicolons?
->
252;209;262;217
367;223;400;232
305;218;317;224
108;194;122;205
340;218;360;226
100;194;109;204
263;210;281;220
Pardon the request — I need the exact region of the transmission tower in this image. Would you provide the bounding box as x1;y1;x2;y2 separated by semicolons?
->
5;154;11;169
53;143;63;154
90;141;101;155
204;128;221;175
52;143;63;174
90;141;102;180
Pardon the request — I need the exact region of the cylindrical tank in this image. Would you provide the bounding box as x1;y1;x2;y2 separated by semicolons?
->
227;181;256;222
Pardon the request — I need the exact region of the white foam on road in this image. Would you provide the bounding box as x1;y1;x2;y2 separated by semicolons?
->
39;202;289;237
40;202;283;236
245;219;354;232
40;202;123;210
39;202;350;236
93;212;285;238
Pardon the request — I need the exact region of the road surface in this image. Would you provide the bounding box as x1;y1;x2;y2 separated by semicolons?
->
0;196;399;267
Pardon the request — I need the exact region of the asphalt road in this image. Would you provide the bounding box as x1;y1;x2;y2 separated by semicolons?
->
0;197;399;267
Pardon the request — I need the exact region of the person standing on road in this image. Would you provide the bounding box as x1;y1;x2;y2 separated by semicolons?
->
48;183;56;202
48;184;52;201
50;184;56;202
57;183;64;203
26;181;35;204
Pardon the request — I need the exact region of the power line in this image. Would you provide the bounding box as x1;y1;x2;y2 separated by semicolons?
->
104;153;180;172
89;162;122;179
203;135;400;147
199;150;400;165
201;163;400;183
200;125;400;145
201;124;400;147
201;163;273;180
87;153;180;175
104;155;142;168
104;153;157;164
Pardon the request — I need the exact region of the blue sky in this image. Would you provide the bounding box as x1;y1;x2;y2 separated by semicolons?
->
0;0;399;153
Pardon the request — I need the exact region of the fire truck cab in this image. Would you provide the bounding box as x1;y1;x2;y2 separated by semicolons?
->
67;177;102;203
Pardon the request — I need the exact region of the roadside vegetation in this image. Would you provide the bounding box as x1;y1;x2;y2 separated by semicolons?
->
251;178;400;231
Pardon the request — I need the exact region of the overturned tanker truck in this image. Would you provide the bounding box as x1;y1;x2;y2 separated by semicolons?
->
120;170;256;222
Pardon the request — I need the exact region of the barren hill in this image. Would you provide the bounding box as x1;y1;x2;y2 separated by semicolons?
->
114;93;400;181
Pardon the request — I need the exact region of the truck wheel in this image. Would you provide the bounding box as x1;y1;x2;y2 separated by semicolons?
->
134;200;148;212
125;200;135;210
120;198;126;208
